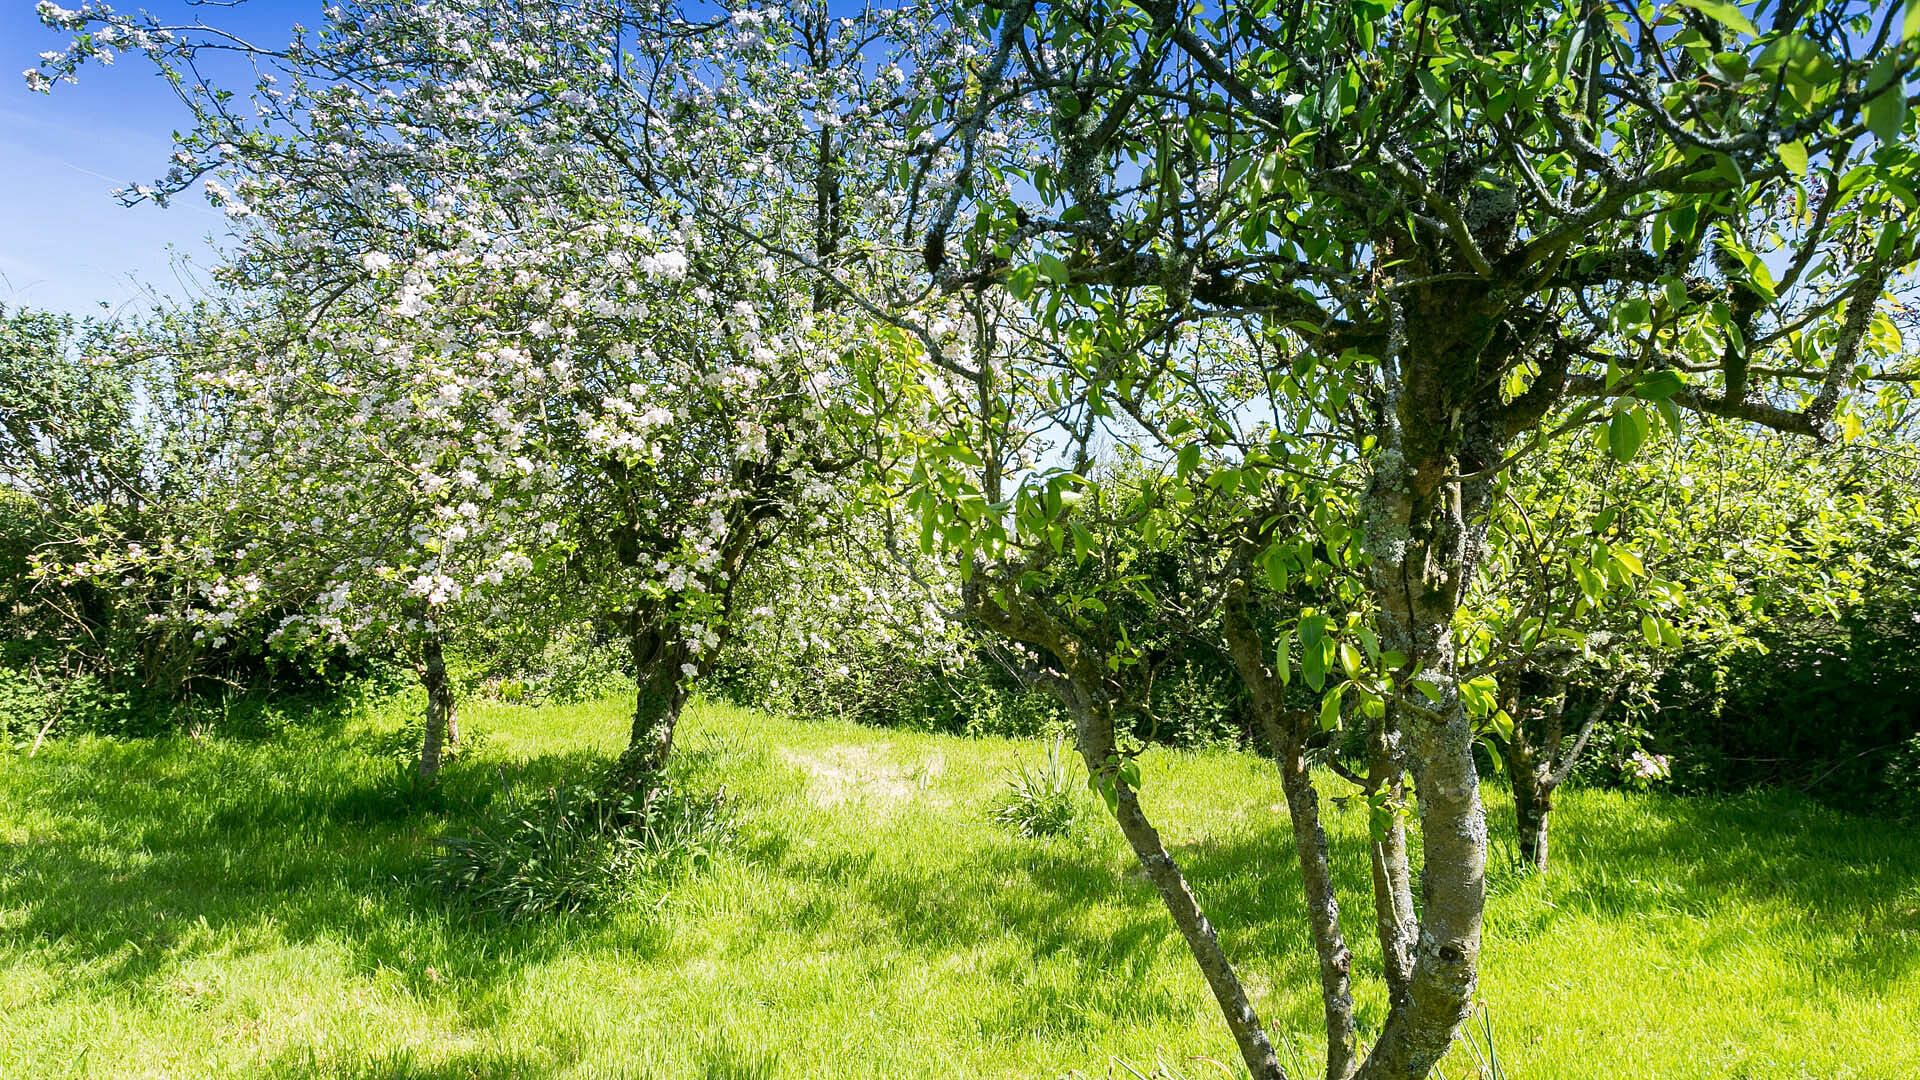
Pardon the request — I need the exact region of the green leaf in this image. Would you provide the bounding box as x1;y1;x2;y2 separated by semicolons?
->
1339;640;1365;681
1007;265;1038;301
1609;409;1649;462
1318;682;1347;731
1274;629;1292;687
1677;0;1757;36
1263;549;1289;593
1839;409;1865;442
1775;139;1808;176
1865;64;1905;143
1367;791;1397;842
1302;635;1328;692
1460;674;1500;718
1034;253;1072;284
1632;370;1686;400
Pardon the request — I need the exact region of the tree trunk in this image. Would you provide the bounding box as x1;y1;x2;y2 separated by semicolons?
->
1352;427;1490;1080
1507;695;1556;873
970;582;1283;1080
1367;778;1419;1006
1279;747;1359;1080
1367;710;1418;1009
608;623;692;812
1513;773;1552;873
418;633;454;784
1072;698;1287;1080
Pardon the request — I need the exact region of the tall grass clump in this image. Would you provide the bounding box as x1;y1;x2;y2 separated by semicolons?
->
988;736;1083;838
428;780;732;919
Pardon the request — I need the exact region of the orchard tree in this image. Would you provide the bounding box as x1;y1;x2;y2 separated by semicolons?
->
28;0;944;801
1474;415;1920;869
0;303;260;715
881;0;1920;1077
161;298;576;782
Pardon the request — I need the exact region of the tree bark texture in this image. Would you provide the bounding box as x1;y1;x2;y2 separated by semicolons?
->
418;632;455;784
1352;386;1493;1080
609;621;693;811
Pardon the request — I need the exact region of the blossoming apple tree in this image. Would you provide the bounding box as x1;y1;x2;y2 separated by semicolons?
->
29;0;948;798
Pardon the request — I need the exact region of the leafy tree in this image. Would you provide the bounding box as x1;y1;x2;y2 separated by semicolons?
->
878;1;1920;1076
0;303;266;723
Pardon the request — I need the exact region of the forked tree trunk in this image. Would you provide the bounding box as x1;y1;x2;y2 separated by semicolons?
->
418;632;455;783
1508;685;1616;872
1351;420;1491;1080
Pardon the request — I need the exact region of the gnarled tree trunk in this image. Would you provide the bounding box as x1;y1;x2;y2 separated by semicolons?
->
608;621;693;812
1512;767;1553;872
1351;392;1494;1080
1509;683;1618;872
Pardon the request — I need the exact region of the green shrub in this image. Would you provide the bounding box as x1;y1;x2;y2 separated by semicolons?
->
1645;593;1920;815
1887;733;1920;824
988;737;1082;839
463;628;633;706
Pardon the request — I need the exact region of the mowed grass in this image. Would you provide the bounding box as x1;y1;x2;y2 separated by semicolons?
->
2;696;1916;1080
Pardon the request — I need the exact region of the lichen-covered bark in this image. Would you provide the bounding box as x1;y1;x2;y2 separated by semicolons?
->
1352;387;1492;1080
1366;708;1418;1008
609;621;693;808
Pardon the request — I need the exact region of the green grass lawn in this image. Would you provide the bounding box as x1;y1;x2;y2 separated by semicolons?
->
2;695;1916;1079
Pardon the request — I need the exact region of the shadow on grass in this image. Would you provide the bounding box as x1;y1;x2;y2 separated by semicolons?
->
5;725;1916;1073
772;777;1920;1046
265;1045;557;1080
0;733;658;1002
1492;786;1920;984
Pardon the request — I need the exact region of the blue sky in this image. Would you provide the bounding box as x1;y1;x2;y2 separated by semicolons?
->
0;1;318;317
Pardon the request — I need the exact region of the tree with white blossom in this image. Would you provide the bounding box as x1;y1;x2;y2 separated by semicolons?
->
29;0;948;800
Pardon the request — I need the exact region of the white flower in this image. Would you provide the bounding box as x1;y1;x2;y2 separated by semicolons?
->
680;662;698;678
639;249;689;280
360;251;395;272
